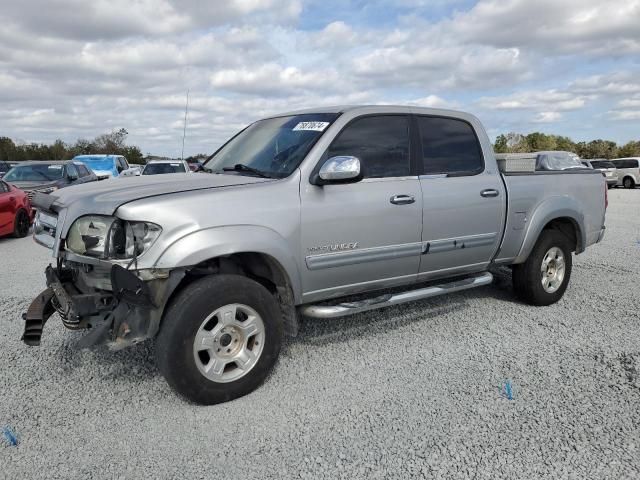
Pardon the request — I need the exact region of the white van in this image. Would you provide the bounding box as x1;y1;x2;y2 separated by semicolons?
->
612;158;640;189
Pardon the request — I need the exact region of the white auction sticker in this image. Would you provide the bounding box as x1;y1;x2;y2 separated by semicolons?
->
292;121;330;132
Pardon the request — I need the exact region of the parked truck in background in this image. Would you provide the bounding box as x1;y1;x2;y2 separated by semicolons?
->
23;106;607;404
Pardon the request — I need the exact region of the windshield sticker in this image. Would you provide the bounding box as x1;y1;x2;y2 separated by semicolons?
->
293;121;330;132
48;165;63;169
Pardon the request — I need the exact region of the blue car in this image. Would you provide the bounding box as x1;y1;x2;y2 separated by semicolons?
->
73;154;135;179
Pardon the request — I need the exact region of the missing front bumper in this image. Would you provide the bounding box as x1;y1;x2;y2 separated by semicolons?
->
22;264;185;349
21;288;56;346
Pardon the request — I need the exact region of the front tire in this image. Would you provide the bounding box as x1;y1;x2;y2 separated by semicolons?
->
12;209;30;238
156;274;283;405
512;230;573;306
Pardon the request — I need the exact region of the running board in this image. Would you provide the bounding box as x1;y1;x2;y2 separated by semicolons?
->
301;272;493;319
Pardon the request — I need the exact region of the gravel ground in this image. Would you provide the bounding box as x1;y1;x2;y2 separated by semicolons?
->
1;189;639;479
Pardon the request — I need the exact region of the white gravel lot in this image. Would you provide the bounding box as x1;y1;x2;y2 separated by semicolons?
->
1;189;639;479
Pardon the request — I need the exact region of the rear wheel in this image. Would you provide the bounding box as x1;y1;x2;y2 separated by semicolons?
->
156;274;283;405
12;209;30;238
512;230;573;306
623;177;635;189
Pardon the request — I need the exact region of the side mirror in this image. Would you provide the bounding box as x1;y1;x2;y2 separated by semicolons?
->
313;156;362;185
68;173;78;181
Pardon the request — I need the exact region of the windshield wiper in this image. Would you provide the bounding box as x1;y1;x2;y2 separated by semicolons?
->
222;164;273;178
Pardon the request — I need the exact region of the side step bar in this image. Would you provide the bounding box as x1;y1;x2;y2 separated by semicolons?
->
301;272;493;319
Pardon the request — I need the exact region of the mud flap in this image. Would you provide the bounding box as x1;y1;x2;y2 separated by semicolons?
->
22;288;56;346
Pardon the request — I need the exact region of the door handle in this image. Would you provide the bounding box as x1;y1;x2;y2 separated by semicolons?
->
480;189;499;198
390;194;415;205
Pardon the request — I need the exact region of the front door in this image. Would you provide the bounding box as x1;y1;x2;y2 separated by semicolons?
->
0;181;14;235
300;115;423;301
415;115;505;280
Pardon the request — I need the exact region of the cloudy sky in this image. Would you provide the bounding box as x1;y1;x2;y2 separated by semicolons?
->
1;0;639;157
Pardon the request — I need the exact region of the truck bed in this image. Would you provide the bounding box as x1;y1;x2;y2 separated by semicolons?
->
495;169;606;264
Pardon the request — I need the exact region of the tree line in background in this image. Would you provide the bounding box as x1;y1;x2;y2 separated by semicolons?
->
494;132;640;159
1;130;639;164
0;128;144;164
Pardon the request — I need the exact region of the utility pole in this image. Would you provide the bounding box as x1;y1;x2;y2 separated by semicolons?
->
181;89;189;160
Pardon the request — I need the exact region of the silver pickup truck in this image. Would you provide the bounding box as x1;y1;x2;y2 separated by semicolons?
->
24;106;607;404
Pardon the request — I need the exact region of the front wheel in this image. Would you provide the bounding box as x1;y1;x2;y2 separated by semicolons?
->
512;230;573;306
156;274;283;405
12;209;30;238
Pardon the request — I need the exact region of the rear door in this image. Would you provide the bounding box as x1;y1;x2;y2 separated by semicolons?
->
300;115;423;300
415;115;505;281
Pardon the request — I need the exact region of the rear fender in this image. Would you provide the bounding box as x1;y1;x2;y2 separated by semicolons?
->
514;196;586;264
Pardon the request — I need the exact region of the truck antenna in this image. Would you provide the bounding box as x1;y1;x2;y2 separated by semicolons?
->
181;89;189;160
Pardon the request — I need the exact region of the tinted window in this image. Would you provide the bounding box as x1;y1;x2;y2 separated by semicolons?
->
142;163;187;175
0;181;7;193
326;115;410;178
614;159;639;168
591;161;615;169
76;164;90;177
417;116;483;175
66;163;79;179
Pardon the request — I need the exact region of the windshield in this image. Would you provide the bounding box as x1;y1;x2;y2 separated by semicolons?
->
74;157;115;171
204;113;339;178
142;163;187;175
4;164;64;182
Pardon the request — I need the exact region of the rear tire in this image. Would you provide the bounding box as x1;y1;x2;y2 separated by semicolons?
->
12;209;30;238
156;274;283;405
512;230;572;306
623;177;635;189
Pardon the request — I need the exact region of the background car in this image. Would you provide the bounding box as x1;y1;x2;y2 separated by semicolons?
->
611;157;640;189
73;154;138;179
0;179;32;238
589;159;618;188
141;159;191;175
0;160;13;178
188;161;204;172
2;160;98;200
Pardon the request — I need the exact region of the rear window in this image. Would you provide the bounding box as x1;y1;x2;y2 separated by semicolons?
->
417;116;484;176
142;163;187;175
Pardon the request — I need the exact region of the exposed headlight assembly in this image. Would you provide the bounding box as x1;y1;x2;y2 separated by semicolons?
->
66;215;162;260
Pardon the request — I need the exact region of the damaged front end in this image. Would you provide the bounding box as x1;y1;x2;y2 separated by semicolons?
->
23;197;183;349
23;259;184;349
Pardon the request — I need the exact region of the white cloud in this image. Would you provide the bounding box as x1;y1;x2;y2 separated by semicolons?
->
1;0;639;156
450;0;640;55
533;111;562;123
476;89;590;111
1;0;302;39
405;95;455;108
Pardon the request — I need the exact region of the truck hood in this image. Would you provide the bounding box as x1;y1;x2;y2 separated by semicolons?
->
43;173;273;217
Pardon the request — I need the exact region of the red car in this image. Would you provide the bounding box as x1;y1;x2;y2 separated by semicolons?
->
0;179;32;238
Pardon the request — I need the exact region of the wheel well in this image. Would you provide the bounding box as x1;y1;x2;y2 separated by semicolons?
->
170;252;298;336
542;218;580;252
623;175;636;184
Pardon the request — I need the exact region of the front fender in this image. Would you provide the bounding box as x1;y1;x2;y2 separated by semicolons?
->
514;196;586;264
154;225;302;302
